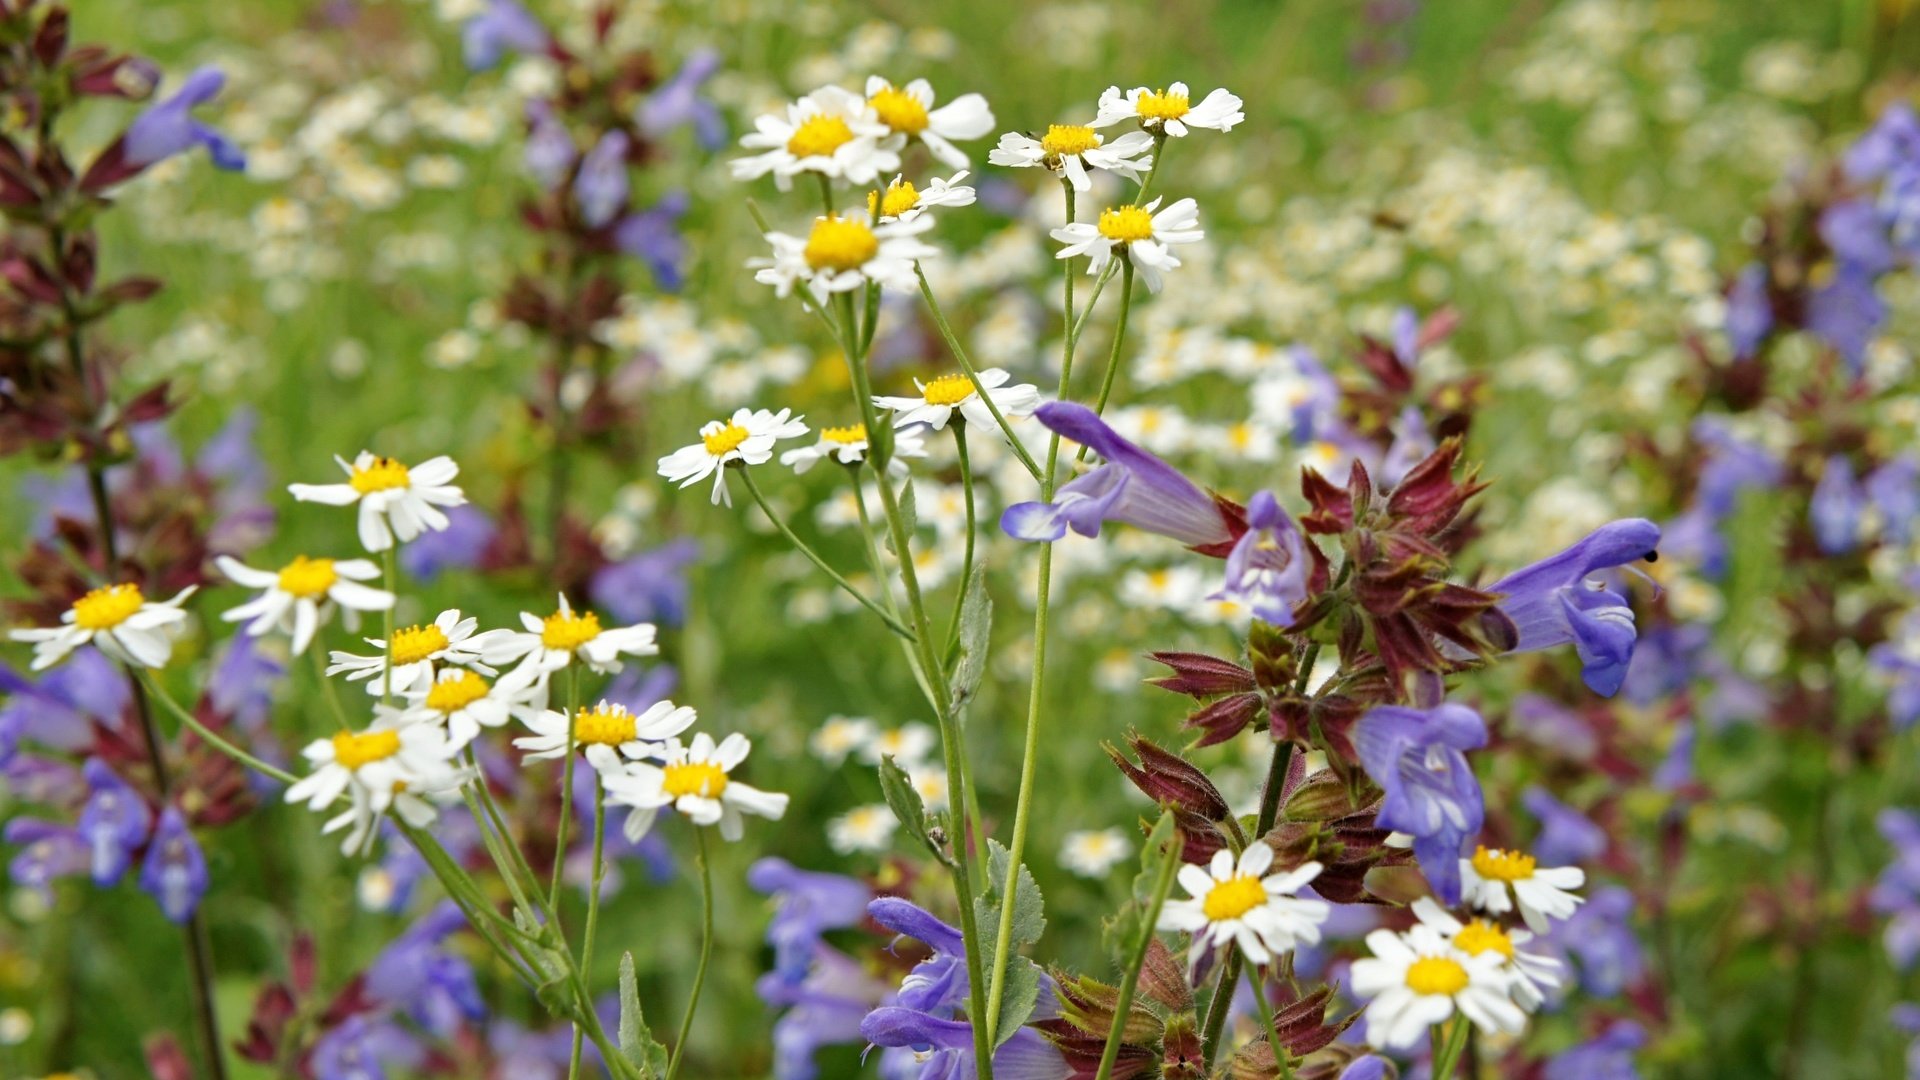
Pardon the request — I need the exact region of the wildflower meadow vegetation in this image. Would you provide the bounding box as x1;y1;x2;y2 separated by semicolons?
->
4;0;1920;1077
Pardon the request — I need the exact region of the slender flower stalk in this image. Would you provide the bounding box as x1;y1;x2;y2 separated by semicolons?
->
1093;815;1180;1080
666;828;715;1080
740;469;915;638
568;778;611;1078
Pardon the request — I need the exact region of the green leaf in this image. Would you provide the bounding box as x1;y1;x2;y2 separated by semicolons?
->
878;754;947;863
949;564;992;709
619;952;672;1076
883;478;919;556
980;839;1046;948
973;839;1049;1046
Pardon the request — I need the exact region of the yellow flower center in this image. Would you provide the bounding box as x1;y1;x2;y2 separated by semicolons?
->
1040;124;1100;157
867;85;929;134
1405;956;1469;996
276;556;338;600
821;424;867;445
348;456;411;494
1136;88;1191;122
701;421;751;456
1453;919;1515;959
389;624;450;665
661;761;730;799
920;373;976;407
71;584;144;631
803;215;880;272
786;115;855;158
332;728;403;770
541;608;602;652
1098;205;1155;243
868;180;921;219
1470;846;1538;882
425;670;491;714
574;704;638;746
1201;873;1268;921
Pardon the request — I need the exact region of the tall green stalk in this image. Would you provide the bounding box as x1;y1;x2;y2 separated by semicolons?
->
1092;816;1181;1080
666;828;715;1080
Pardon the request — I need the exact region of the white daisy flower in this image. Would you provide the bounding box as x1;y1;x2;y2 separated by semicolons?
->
479;593;659;678
828;803;899;854
284;716;466;854
1349;922;1527;1051
397;666;540;751
1061;828;1133;878
327;608;493;697
858;721;938;768
1410;898;1564;1012
1458;846;1586;933
1093;83;1244;137
288;452;467;553
12;583;197;671
514;699;698;776
215;554;393;656
752;214;938;300
1156;845;1329;972
810;714;877;764
779;421;928;475
873;368;1041;434
986;124;1154;192
1050;196;1203;294
602;732;790;842
863;77;994;169
658;407;811;507
731;85;901;191
868;171;977;223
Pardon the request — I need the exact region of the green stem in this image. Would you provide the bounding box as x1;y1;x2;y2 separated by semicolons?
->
740;468;915;639
1431;1015;1473;1080
1200;736;1297;1064
380;546;397;707
139;673;297;785
941;424;978;660
311;639;350;729
1245;962;1295;1080
1092;817;1181;1080
913;264;1044;482
568;778;609;1079
551;665;581;911
1075;258;1136;463
665;828;715;1080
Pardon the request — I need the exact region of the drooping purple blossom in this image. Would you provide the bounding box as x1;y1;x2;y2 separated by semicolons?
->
463;0;550;71
1805;266;1885;375
1846;102;1920;182
638;49;726;150
1544;886;1643;996
525;101;577;190
1810;454;1864;555
869;898;970;1015
123;67;246;171
1724;262;1774;358
748;857;872;984
1694;418;1783;516
1487;518;1660;697
0;649;129;753
1522;786;1607;867
78;759;151;885
311;1015;428;1080
1822;200;1898;275
1210;490;1310;625
1544;1020;1644;1080
1002;402;1236;549
615;191;692;292
4;819;91;895
861;1007;1069;1080
138;807;208;923
399;503;497;581
574;130;631;229
759;946;892;1080
366;901;488;1037
210;633;286;732
591;537;699;626
1353;703;1487;904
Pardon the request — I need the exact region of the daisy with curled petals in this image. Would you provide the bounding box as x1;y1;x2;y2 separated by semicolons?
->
1458;846;1585;933
12;583;196;671
863;77;994;169
873;368;1041;435
730;85;901;191
397;666;540;751
602;731;790;842
987;123;1154;192
867;172;976;223
480;593;658;679
284;715;465;854
1156;844;1329;973
658;407;811;506
1349;921;1526;1051
1410;897;1563;1012
514;698;697;777
1093;83;1245;137
327;608;493;697
779;422;927;475
288;452;467;553
215;554;393;656
752;213;937;300
1051;196;1203;294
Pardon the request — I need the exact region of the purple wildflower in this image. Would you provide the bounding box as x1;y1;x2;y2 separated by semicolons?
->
311;1015;427;1080
748;857;873;984
463;0;550;71
1869;456;1920;546
399;503;497;581
1811;455;1863;554
638;49;726;150
1845;102;1920;182
869;898;970;1015
1724;262;1774;357
1353;703;1487;904
366;901;487;1037
0;650;129;753
1487;518;1661;697
1209;490;1311;625
78;759;151;885
124;67;245;171
139;807;208;923
1338;1057;1394;1080
574;130;631;229
1522;786;1607;867
1544;886;1643;996
4;819;91;895
591;537;699;626
525;101;576;190
615;191;692;292
860;1008;1068;1080
1805;266;1885;375
759;947;892;1080
1544;1020;1644;1080
1379;405;1435;486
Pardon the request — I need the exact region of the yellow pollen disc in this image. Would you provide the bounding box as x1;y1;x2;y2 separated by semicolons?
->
425;670;491;714
867;86;930;134
348;456;411;494
1201;874;1268;921
1405;956;1469;996
71;584;144;630
276;556;339;600
803;215;879;272
821;424;867;445
389;624;450;665
1040;124;1100;157
919;373;975;407
332;728;403;770
1470;846;1538;882
574;704;638;746
1136;88;1191;121
870;180;920;218
786;115;855;158
1098;205;1155;243
1454;920;1515;959
541;608;602;651
661;761;729;799
702;421;751;456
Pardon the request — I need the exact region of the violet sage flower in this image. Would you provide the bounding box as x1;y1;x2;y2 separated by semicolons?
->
139;807;208;923
1545;1020;1645;1080
123;67;246;172
1002;401;1236;549
1725;262;1773;358
1487;518;1661;697
78;758;150;886
860;1007;1069;1080
614;191;691;292
1209;490;1310;625
749;857;873;984
1354;702;1487;904
4;819;90;896
638;48;726;150
759;947;891;1080
1811;454;1864;555
574;130;631;229
463;0;550;71
1522;786;1607;867
524;101;577;190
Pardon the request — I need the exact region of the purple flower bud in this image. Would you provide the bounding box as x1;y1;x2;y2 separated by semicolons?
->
638;49;726;151
79;759;151;885
573;130;630;229
524;101;576;190
868;897;968;1014
1490;519;1660;697
124;67;245;171
747;857;872;984
463;0;550;71
1354;702;1487;904
1209;490;1311;625
139;808;208;923
614;191;691;292
1724;262;1773;358
1811;455;1864;555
